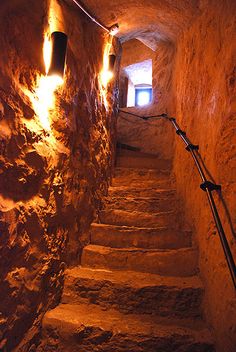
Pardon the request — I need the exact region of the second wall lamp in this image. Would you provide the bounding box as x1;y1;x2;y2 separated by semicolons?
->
48;31;68;80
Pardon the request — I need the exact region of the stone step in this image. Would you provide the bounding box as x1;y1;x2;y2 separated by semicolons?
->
81;245;198;277
114;166;170;179
112;177;172;188
62;267;203;318
90;223;191;249
112;167;172;188
104;195;176;213
116;155;172;170
108;186;176;199
116;150;172;170
38;303;215;352
98;209;177;228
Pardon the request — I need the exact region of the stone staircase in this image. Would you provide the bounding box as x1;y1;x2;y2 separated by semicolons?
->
37;150;215;351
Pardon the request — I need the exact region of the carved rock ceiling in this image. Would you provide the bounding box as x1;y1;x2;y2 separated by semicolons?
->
67;0;201;50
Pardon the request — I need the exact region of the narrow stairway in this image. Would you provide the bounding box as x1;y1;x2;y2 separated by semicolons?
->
38;149;215;351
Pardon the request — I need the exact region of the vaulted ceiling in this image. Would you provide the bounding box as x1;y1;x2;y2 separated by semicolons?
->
68;0;201;50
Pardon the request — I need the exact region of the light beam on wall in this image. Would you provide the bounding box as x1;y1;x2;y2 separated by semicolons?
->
100;40;116;89
27;32;67;131
99;36;117;110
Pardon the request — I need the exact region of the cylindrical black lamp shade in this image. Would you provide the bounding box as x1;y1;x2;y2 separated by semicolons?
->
108;54;116;71
48;31;68;78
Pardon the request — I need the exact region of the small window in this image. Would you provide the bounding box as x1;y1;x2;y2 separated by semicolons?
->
135;87;152;106
123;59;152;107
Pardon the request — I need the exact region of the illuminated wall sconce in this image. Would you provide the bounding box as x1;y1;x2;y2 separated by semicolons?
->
109;23;119;36
108;54;116;72
48;31;68;81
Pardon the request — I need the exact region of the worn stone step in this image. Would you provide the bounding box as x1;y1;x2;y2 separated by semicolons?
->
116;155;172;170
112;167;172;188
99;209;177;228
116;150;172;170
62;267;203;318
108;186;176;199
104;195;176;213
90;223;191;249
114;166;170;178
81;245;198;276
112;177;172;188
38;303;215;352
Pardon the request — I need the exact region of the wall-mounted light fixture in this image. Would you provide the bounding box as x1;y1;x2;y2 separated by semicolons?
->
48;31;68;81
108;54;116;72
109;24;119;36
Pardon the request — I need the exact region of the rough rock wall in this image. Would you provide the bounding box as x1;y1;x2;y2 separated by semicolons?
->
117;105;174;159
121;39;155;68
172;1;236;351
73;0;200;50
152;41;175;110
0;0;120;350
118;40;175;157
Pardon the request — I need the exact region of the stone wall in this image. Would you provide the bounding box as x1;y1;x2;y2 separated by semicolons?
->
117;105;174;160
0;0;120;350
118;39;175;157
121;39;155;68
172;1;236;351
152;41;175;110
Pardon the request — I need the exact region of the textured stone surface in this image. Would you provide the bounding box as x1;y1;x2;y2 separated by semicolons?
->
90;223;192;249
118;32;176;168
38;150;214;350
172;1;236;351
104;195;176;212
121;39;155;69
82;244;198;276
152;41;176;109
115;1;236;350
116;149;173;169
108;187;176;201
0;0;120;350
118;40;176;153
117;108;175;156
113;166;171;183
62;267;203;317
2;0;234;351
38;303;215;352
98;208;177;228
68;0;201;49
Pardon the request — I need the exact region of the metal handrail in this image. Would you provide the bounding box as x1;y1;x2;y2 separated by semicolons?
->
118;109;236;289
119;109;166;120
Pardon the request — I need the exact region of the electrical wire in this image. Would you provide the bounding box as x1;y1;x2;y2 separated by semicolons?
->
72;0;110;33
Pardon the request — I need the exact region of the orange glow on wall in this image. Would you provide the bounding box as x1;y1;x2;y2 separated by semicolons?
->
21;0;66;132
43;34;52;75
99;35;115;109
33;34;63;130
22;33;63;131
100;37;113;88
